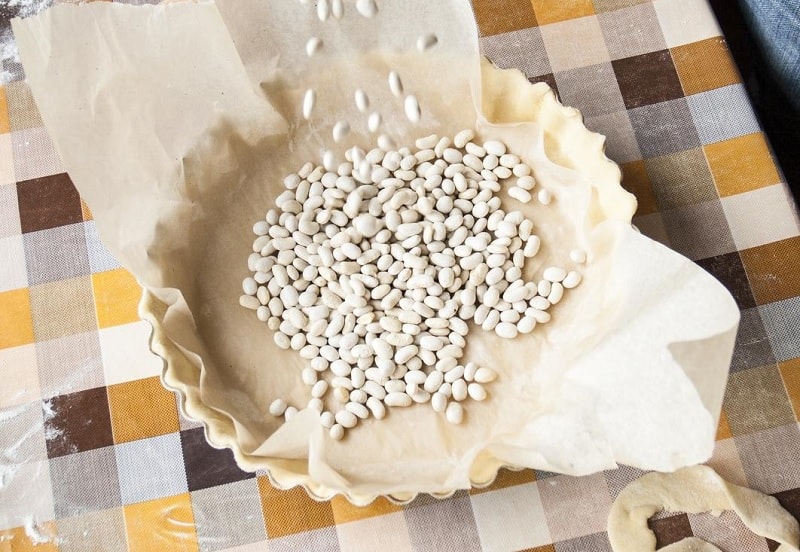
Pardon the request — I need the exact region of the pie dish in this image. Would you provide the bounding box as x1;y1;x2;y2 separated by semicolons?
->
13;0;740;504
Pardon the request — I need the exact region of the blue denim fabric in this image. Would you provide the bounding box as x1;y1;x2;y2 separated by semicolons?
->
739;0;800;113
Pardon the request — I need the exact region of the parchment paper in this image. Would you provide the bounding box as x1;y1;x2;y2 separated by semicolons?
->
12;0;740;501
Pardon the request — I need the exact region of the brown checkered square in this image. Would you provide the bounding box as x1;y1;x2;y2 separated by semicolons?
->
17;173;83;233
180;427;254;491
44;386;114;458
529;74;559;96
649;513;692;548
612;50;684;109
695;251;756;310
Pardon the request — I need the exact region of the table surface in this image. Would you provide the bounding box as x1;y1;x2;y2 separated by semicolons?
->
2;0;800;550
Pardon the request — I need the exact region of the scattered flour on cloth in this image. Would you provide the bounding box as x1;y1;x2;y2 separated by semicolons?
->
1;0;53;84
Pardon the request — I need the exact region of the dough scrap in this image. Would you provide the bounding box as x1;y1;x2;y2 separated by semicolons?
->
608;465;800;552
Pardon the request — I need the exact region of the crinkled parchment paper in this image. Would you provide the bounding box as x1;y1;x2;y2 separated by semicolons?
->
13;0;740;502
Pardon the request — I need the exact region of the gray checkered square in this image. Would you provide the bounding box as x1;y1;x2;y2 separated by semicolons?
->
730;307;776;372
584;110;643;163
632;212;671;247
628;97;701;158
723;365;796;435
686;84;762;145
644;147;717;210
0;400;48;463
554;62;627;118
759;297;800;362
405;495;482;551
23;222;91;286
661;199;736;260
84;220;122;273
555;531;613;552
267;526;340;552
598;2;667;60
480;27;551;78
603;465;648;500
735;423;800;494
191;478;267;552
50;446;121;518
115;433;188;505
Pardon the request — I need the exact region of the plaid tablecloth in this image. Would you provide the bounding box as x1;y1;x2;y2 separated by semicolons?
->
2;0;800;550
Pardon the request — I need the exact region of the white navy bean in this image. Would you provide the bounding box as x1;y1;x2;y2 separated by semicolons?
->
269;399;287;416
331;0;343;18
549;282;564;304
454;129;475;148
452;379;468;401
317;0;330;21
329;424;344;440
543;266;567;282
335;410;358;428
509;186;532;203
416;33;438;52
524;235;541;257
517;176;535;190
321;411;335;428
306;37;322;57
495;322;518;339
445;402;463;424
468;383;487;401
517;316;536;334
385;392;413;407
483;140;506;156
432;392;447;412
404;95;421;123
333;121;350;143
302;89;316;120
388;71;403;97
567;250;586;266
356;0;378;17
513;163;531;177
563;271;582;288
366;396;386;419
353;89;370;113
538;188;552;205
346;401;369;419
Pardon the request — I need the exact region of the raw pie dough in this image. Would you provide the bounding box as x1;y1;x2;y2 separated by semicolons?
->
608;465;800;552
12;0;740;503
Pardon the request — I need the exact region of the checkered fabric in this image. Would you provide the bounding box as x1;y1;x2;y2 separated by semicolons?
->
2;1;800;550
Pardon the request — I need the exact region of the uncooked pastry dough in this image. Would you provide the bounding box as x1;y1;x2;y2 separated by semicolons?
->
608;465;800;552
12;0;740;503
